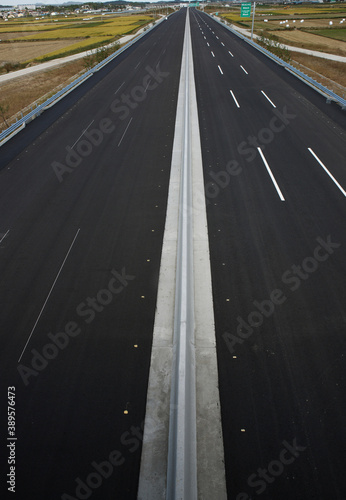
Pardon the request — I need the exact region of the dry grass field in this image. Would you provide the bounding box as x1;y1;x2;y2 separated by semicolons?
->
291;52;346;90
0;40;80;63
270;29;346;56
0;31;41;40
0;59;85;130
0;14;153;66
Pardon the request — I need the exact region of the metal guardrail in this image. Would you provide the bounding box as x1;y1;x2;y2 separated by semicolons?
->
0;16;165;146
211;14;346;110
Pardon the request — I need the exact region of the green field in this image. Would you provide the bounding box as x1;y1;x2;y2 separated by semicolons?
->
308;28;346;42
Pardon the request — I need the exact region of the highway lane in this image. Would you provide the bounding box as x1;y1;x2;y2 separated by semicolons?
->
1;8;346;498
0;10;185;500
0;16;175;172
191;8;346;500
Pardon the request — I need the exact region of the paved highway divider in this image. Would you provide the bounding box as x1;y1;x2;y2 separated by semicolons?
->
211;14;346;110
138;9;227;500
0;15;169;149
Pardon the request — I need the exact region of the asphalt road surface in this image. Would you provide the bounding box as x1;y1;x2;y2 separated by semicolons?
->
1;6;346;500
0;9;185;500
190;8;346;500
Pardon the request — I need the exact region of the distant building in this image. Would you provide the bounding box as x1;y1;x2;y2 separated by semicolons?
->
17;4;37;10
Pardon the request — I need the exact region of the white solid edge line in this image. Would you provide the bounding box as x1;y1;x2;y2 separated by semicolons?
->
240;65;248;74
118;117;133;147
230;90;240;108
18;228;81;362
257;148;285;201
308;148;346;197
218;65;223;74
0;229;9;244
261;90;276;108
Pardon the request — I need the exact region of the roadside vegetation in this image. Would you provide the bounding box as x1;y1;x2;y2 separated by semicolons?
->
0;101;10;128
291;52;346;91
83;44;119;69
0;59;85;131
256;31;291;62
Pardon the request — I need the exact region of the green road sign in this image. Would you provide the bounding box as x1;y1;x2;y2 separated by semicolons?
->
241;2;251;18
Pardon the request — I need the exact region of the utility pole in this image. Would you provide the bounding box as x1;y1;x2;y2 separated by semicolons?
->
251;1;256;41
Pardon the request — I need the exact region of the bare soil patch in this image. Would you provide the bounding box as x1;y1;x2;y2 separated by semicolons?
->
0;39;81;63
0;31;41;40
